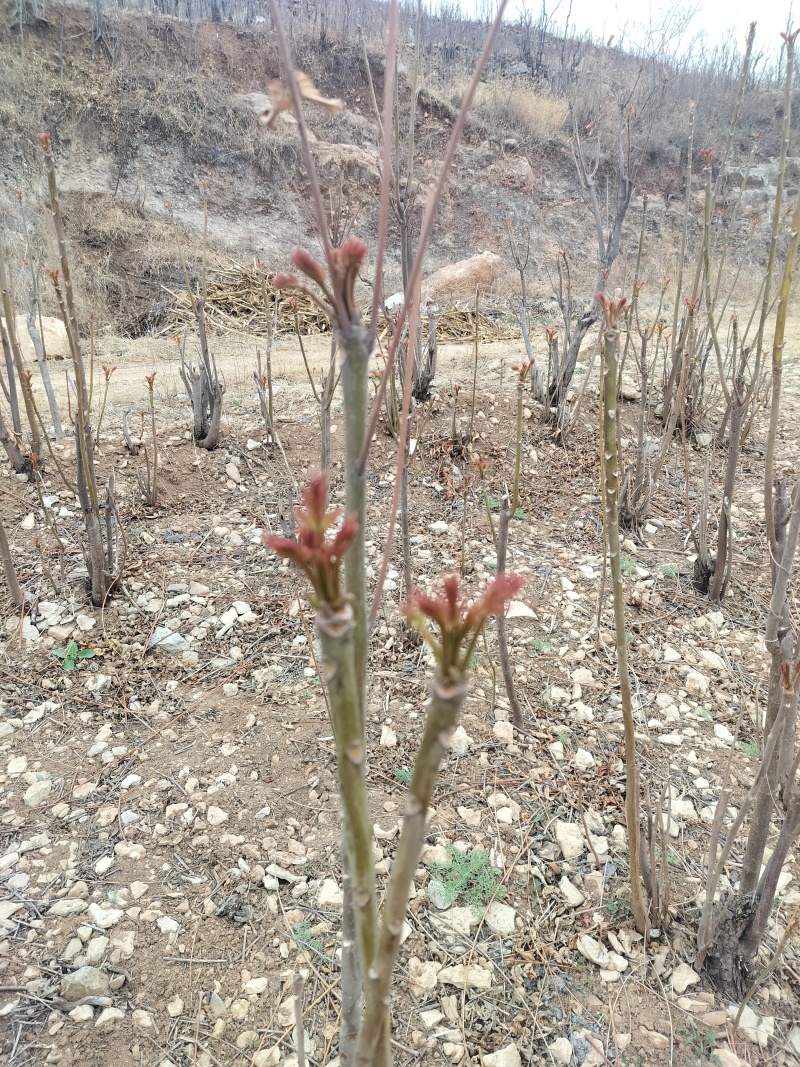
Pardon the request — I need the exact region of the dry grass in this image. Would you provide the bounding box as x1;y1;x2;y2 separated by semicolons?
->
468;80;567;146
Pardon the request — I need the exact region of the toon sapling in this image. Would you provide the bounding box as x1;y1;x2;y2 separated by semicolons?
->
262;2;510;1058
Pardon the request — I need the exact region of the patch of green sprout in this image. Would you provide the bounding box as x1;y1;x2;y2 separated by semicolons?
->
429;845;505;913
293;919;324;956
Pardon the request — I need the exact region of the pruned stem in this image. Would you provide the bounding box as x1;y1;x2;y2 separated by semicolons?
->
601;311;648;933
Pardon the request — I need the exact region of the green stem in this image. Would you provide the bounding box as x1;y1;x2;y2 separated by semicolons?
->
340;327;370;723
316;601;379;1004
356;671;468;1066
511;378;522;517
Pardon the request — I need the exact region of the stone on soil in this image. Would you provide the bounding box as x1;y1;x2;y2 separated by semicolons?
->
671;961;701;994
483;1044;521;1067
555;820;584;860
484;901;516;936
548;1037;573;1066
61;967;111;1002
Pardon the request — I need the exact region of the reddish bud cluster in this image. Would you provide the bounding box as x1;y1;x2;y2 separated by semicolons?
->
264;473;358;608
510;359;535;382
403;573;524;676
597;292;628;330
145;371;157;389
274;239;369;331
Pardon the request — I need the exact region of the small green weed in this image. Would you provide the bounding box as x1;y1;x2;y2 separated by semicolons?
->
293;919;323;956
394;767;412;786
658;563;679;577
741;739;760;759
680;1022;716;1058
52;640;96;671
605;894;633;920
697;706;713;721
620;556;639;575
529;639;553;653
513;508;527;519
429;845;504;913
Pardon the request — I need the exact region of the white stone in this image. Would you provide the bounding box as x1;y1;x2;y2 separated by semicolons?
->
69;1004;94;1022
76;614;96;632
554;820;584;861
24;779;52;807
728;1004;775;1047
60;966;110;1001
573;747;595;770
407;957;442;998
207;806;229;826
114;841;145;860
437;907;476;936
576;934;609;967
671;962;701;994
157;916;180;934
438;963;493;989
484;901;516;936
493;721;514;743
714;723;735;745
506;601;535;618
571;667;594;686
420;1008;444;1029
48;899;88;917
88;903;123;929
700;649;726;671
559;876;585;907
548;741;565;761
548;1037;573;1066
450;725;473;756
379;724;397;747
662;645;681;662
167;996;184;1017
95;1005;125;1029
483;1043;521;1067
225;462;241;483
85;674;111;693
317;878;343;909
244;976;269;995
686;670;710;696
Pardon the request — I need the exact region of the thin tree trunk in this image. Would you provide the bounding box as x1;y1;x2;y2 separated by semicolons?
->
1;319;22;436
27;298;63;440
0;514;23;606
709;378;746;602
496;495;523;730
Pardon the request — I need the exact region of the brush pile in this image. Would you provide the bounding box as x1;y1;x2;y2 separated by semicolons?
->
157;262;519;343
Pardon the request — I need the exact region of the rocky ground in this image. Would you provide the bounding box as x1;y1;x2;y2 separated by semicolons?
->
1;336;800;1067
